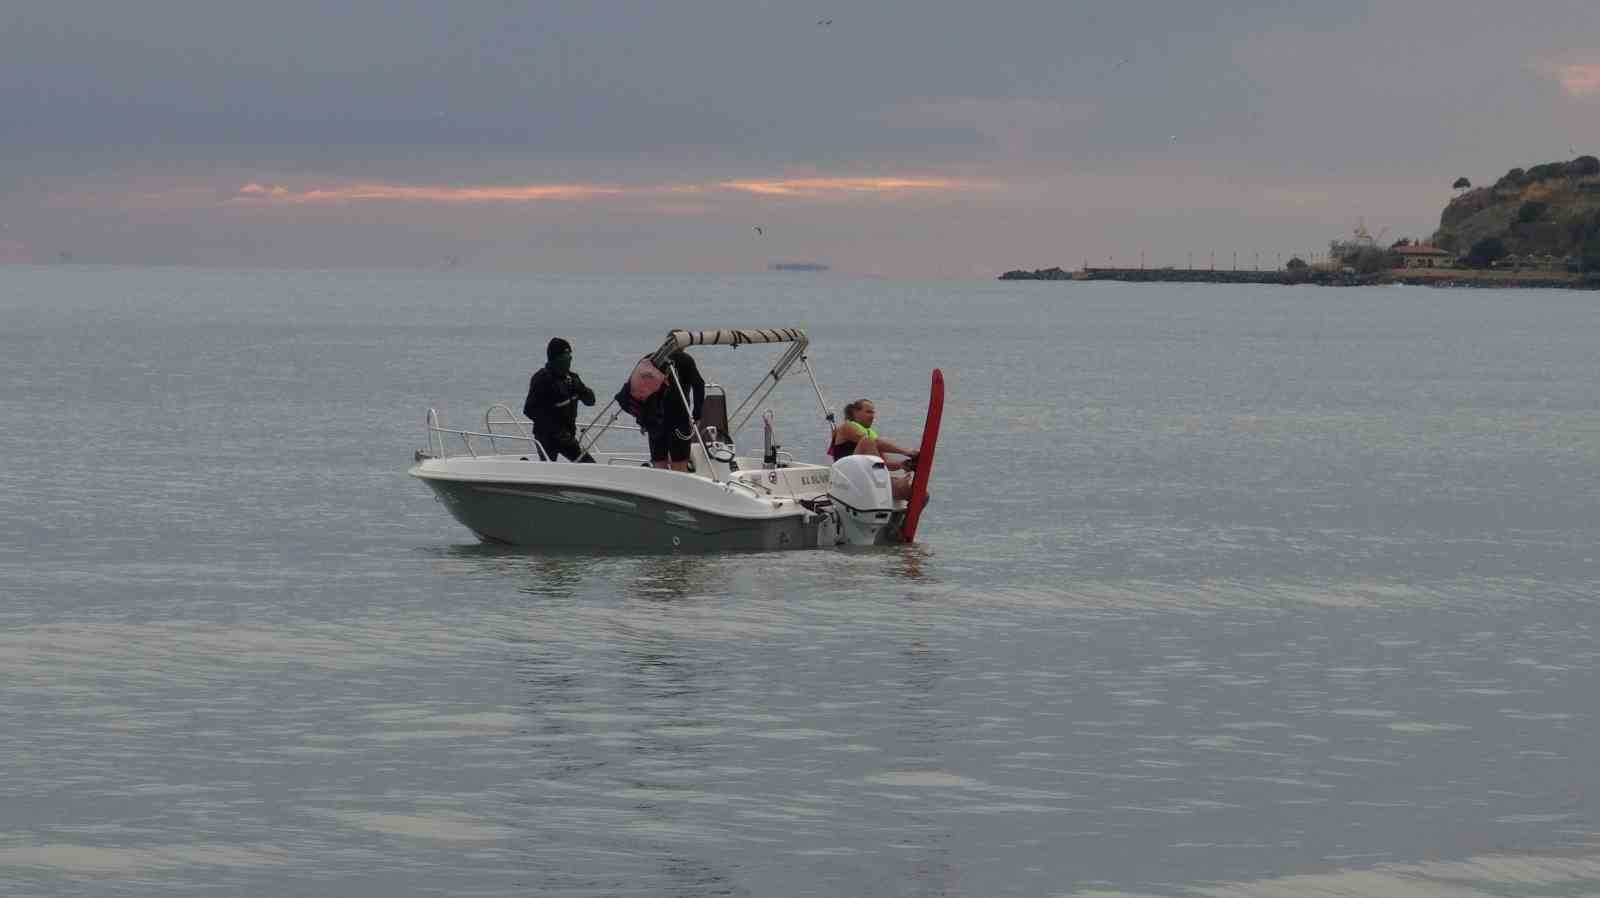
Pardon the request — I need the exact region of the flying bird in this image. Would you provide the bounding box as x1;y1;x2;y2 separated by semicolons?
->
1095;56;1131;81
753;226;764;236
817;18;832;25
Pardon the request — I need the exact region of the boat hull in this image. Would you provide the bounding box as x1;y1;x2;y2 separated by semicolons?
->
417;472;821;552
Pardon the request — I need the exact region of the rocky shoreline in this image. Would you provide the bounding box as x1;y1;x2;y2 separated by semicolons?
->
999;267;1600;290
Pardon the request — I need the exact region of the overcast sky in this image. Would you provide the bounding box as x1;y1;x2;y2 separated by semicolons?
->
2;0;1597;277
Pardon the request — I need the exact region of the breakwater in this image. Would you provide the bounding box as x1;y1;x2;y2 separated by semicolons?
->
999;267;1365;286
1079;267;1314;285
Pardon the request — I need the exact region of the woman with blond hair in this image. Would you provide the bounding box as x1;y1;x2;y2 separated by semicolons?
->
829;398;918;500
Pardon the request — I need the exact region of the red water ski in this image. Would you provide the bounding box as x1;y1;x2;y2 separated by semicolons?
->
898;368;944;543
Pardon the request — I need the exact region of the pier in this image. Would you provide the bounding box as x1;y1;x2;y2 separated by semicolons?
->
999;266;1357;285
1077;267;1301;285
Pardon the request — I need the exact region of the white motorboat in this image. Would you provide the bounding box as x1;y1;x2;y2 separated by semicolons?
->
409;327;928;551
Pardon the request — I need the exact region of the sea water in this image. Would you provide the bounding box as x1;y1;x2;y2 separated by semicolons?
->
3;266;1599;896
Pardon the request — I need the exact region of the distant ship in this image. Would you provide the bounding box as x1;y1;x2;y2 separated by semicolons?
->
770;262;830;272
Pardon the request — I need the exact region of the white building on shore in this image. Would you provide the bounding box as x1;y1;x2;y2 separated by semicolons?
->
1394;244;1455;269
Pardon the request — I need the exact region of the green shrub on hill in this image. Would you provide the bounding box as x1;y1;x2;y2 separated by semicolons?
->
1495;168;1527;191
1434;155;1600;264
1465;237;1507;268
1525;162;1568;182
1583;237;1600;273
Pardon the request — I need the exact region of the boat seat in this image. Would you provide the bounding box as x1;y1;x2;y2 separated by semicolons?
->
698;391;731;445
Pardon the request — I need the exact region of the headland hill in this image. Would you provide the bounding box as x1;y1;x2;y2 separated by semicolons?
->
1002;155;1600;289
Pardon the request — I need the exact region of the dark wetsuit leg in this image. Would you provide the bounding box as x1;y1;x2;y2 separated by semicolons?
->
663;405;694;462
646;427;670;463
647;426;691;463
536;431;595;463
666;429;691;462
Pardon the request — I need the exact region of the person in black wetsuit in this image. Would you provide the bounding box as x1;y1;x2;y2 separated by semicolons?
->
522;337;597;462
652;351;705;472
615;351;705;472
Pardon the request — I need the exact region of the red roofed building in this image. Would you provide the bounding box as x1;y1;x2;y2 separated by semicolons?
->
1394;244;1455;269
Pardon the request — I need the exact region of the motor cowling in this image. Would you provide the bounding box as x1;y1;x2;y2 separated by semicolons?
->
827;455;896;545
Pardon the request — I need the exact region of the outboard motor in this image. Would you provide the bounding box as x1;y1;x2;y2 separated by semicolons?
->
827;455;897;545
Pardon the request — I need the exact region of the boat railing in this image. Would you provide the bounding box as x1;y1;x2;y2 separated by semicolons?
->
579;422;643;437
723;478;765;499
420;406;548;461
420;406;648;462
483;404;546;459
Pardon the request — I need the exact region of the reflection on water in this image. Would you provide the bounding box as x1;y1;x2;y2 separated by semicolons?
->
434;542;606;598
891;543;934;582
7;551;1598;896
628;555;706;603
1077;847;1600;898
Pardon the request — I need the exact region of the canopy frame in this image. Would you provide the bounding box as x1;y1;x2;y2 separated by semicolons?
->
578;327;816;458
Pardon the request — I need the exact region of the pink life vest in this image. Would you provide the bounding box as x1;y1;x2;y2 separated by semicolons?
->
627;357;667;403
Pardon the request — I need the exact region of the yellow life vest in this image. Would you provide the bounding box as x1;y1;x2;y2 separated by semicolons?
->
845;421;877;441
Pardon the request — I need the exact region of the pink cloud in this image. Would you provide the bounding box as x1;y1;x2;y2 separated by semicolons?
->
230;182;628;205
0;240;32;264
1556;63;1600;97
716;176;973;197
227;175;972;207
